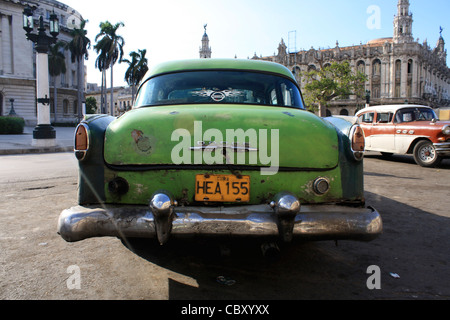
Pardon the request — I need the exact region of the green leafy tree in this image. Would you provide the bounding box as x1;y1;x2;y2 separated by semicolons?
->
85;97;97;114
67;20;91;122
94;21;125;116
303;61;367;116
48;41;66;122
123;49;149;104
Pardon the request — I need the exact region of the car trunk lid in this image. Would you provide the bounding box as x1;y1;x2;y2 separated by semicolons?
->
104;105;339;171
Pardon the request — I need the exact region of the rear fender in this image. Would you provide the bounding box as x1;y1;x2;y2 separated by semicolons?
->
77;115;116;205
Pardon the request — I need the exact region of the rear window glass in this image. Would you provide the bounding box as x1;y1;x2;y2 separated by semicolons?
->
134;70;304;109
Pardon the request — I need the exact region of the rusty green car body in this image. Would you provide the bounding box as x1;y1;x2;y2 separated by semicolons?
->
58;59;382;245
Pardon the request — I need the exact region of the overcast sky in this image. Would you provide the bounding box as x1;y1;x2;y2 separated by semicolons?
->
61;0;450;87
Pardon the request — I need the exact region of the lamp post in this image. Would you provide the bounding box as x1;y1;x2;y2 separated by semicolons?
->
9;99;17;116
23;5;59;147
365;90;371;108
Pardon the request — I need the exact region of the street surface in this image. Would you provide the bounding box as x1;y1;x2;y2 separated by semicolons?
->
0;152;449;300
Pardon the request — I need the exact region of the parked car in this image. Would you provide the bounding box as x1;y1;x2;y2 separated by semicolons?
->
356;105;450;167
58;59;382;246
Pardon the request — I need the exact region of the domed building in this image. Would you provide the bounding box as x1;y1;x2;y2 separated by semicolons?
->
0;0;85;125
253;0;450;116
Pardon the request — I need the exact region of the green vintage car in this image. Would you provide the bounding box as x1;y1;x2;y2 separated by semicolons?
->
58;59;382;246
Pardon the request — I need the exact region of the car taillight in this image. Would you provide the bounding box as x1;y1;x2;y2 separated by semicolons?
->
74;123;89;160
350;125;365;161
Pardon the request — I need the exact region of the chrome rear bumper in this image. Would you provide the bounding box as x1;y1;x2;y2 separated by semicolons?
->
57;202;382;244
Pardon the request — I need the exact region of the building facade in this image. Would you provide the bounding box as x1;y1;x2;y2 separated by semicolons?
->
0;0;84;125
253;0;450;116
86;83;133;117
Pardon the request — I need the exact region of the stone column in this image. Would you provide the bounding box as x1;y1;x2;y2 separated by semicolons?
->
32;50;56;147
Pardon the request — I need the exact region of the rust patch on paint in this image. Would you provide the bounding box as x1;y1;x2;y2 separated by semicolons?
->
131;130;152;153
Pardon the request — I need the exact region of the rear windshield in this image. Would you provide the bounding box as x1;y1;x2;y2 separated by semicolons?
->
134;70;304;109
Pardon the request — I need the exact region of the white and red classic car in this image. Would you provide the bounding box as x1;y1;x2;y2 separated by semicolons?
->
356;105;450;167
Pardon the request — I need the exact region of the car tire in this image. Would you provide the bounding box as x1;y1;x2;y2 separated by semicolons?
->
413;140;442;168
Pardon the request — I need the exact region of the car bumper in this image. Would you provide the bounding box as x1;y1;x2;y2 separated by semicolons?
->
57;202;382;244
435;142;450;157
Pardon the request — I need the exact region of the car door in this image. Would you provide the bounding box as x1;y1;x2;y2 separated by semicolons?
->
394;108;422;154
369;112;396;152
358;112;375;148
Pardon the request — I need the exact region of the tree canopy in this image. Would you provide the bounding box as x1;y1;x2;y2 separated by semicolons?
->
302;61;367;116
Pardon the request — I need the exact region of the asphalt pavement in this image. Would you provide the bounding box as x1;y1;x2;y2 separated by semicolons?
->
0;126;75;155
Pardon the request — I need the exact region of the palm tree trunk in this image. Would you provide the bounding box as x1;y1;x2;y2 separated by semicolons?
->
100;70;104;113
77;56;84;122
110;64;114;116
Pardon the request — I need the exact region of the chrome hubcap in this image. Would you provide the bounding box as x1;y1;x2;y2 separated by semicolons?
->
419;145;436;163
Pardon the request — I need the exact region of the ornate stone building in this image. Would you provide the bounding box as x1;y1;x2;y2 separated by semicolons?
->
253;0;450;116
0;0;84;125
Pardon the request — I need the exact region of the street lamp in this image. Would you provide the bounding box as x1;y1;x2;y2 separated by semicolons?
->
9;99;17;116
23;5;59;147
365;90;371;108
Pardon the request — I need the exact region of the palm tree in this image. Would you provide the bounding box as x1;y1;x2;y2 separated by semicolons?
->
123;49;148;104
94;21;125;116
67;19;91;122
94;44;108;113
48;41;67;122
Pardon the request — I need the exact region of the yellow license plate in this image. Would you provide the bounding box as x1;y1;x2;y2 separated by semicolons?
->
195;174;250;202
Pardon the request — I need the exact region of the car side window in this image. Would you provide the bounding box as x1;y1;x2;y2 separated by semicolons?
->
359;112;375;124
376;112;393;123
395;110;412;123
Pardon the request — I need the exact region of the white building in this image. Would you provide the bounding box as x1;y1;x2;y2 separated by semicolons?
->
0;0;84;125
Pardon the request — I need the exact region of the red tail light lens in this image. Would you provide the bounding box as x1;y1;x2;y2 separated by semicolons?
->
75;124;89;160
350;125;365;161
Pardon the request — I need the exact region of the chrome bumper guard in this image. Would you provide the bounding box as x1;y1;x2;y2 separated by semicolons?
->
434;142;450;156
58;192;382;244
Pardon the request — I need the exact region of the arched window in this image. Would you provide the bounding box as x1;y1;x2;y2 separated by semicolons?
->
407;59;413;98
357;61;365;75
395;60;402;98
292;66;302;84
308;65;317;72
372;59;381;77
372;59;382;98
340;109;349;116
407;59;413;74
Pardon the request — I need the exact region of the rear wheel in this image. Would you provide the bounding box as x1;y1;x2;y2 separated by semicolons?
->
413;140;442;167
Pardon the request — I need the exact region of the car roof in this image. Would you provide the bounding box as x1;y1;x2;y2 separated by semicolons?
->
356;104;432;115
142;58;296;82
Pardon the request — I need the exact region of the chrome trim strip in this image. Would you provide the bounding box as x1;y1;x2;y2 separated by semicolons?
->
434;142;450;155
